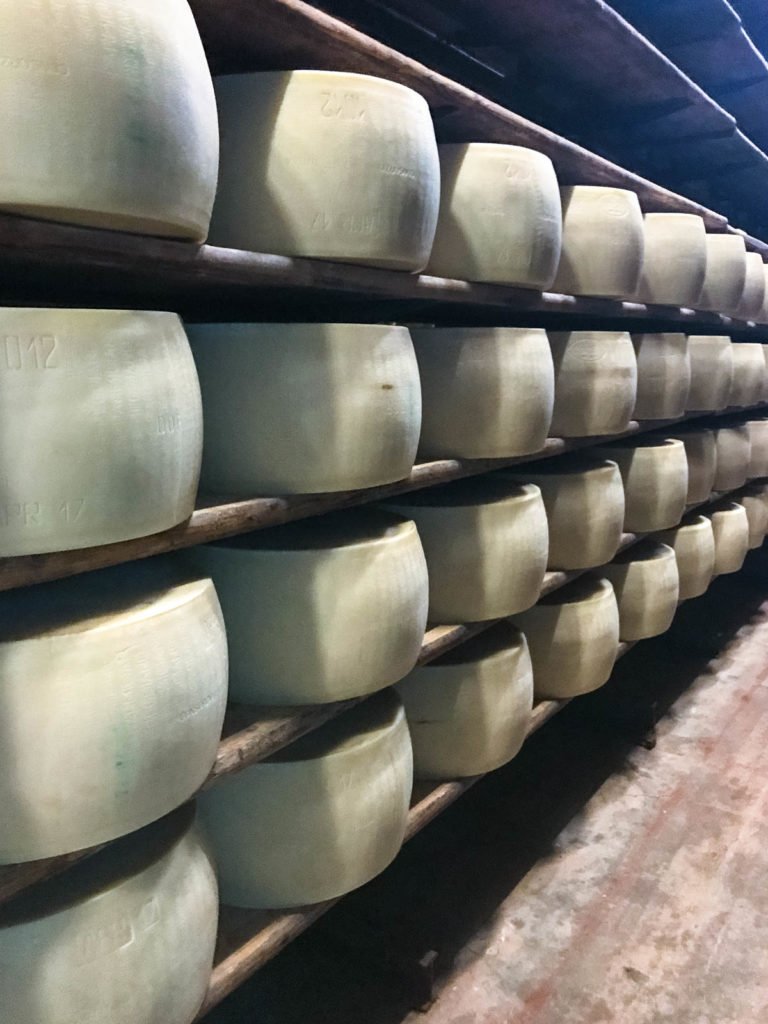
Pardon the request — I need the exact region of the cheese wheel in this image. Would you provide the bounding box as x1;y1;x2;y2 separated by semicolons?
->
677;428;717;503
746;418;768;478
426;144;562;287
209;71;440;270
706;501;749;575
686;335;733;412
631;333;690;419
198;690;413;908
634;213;706;307
552;186;644;298
510;577;620;699
658;515;716;601
0;807;218;1024
396;623;533;778
387;479;549;622
409;326;554;459
548;330;638;437
0;0;218;240
0;309;202;557
758;266;768;324
188;323;421;496
502;457;625;570
713;425;751;490
764;345;768;399
699;235;747;313
184;510;429;705
729;343;767;407
734;489;768;548
594;438;688;532
602;541;679;640
737;253;767;320
0;561;228;863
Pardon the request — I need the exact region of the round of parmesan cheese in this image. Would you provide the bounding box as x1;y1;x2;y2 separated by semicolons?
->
409;326;554;459
594;438;689;532
729;343;767;408
198;690;413;908
699;235;747;313
737;252;767;320
658;515;716;601
0;561;228;863
602;541;679;641
634;213;706;308
0;0;219;240
746;418;768;479
632;333;690;419
548;330;638;437
0;309;202;557
0;806;218;1024
426;144;562;287
706;501;750;575
188;322;421;496
734;489;768;548
686;335;734;412
209;70;440;270
396;623;533;779
387;479;549;622
185;510;429;705
552;186;644;298
510;577;620;699
758;267;768;324
677;428;717;503
713;424;751;490
502;456;625;570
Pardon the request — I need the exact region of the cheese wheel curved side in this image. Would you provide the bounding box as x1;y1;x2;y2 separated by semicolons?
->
548;330;637;437
686;336;733;413
594;439;689;532
632;333;690;419
706;502;750;576
602;542;679;641
658;515;716;601
634;213;706;307
713;425;751;491
699;235;747;313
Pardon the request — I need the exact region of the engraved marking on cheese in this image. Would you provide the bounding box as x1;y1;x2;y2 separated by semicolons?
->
320;90;366;120
0;55;69;77
2;334;59;369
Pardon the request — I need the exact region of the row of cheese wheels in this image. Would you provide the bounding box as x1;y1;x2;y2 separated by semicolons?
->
3;309;766;557
2;501;766;1024
2;417;766;865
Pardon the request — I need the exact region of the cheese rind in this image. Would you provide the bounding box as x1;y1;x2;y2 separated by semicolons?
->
713;425;751;490
634;213;706;307
0;807;219;1024
426;144;562;287
595;439;689;532
0;0;219;240
410;326;554;458
184;511;429;705
734;490;768;548
198;691;413;908
632;333;690;419
510;577;620;699
396;623;533;778
678;428;717;503
706;502;749;575
729;343;766;408
686;335;733;412
548;330;638;437
737;253;767;320
746;418;768;479
209;70;440;270
0;309;202;556
658;515;716;600
0;562;228;863
699;235;747;313
602;542;679;641
188;323;421;495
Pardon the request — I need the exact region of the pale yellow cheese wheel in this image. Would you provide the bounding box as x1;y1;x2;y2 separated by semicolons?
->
737;252;767;320
185;510;429;705
0;309;202;557
699;235;747;313
409;326;554;458
188;323;421;496
686;335;733;412
502;457;625;570
510;577;620;699
632;333;690;419
396;623;533;778
426;144;562;287
677;428;717;503
734;489;768;548
0;0;219;240
594;438;688;532
0;807;219;1024
209;71;440;270
199;691;413;908
706;501;750;575
552;186;644;298
634;213;706;307
713;425;751;490
729;343;767;407
745;418;768;479
758;266;768;324
658;515;716;601
602;541;679;641
548;330;638;437
0;562;228;863
387;479;549;622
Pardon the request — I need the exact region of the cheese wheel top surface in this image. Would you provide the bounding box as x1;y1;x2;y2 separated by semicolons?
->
635;213;707;307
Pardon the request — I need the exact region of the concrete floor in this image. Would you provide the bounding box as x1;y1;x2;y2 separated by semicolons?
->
206;552;768;1024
